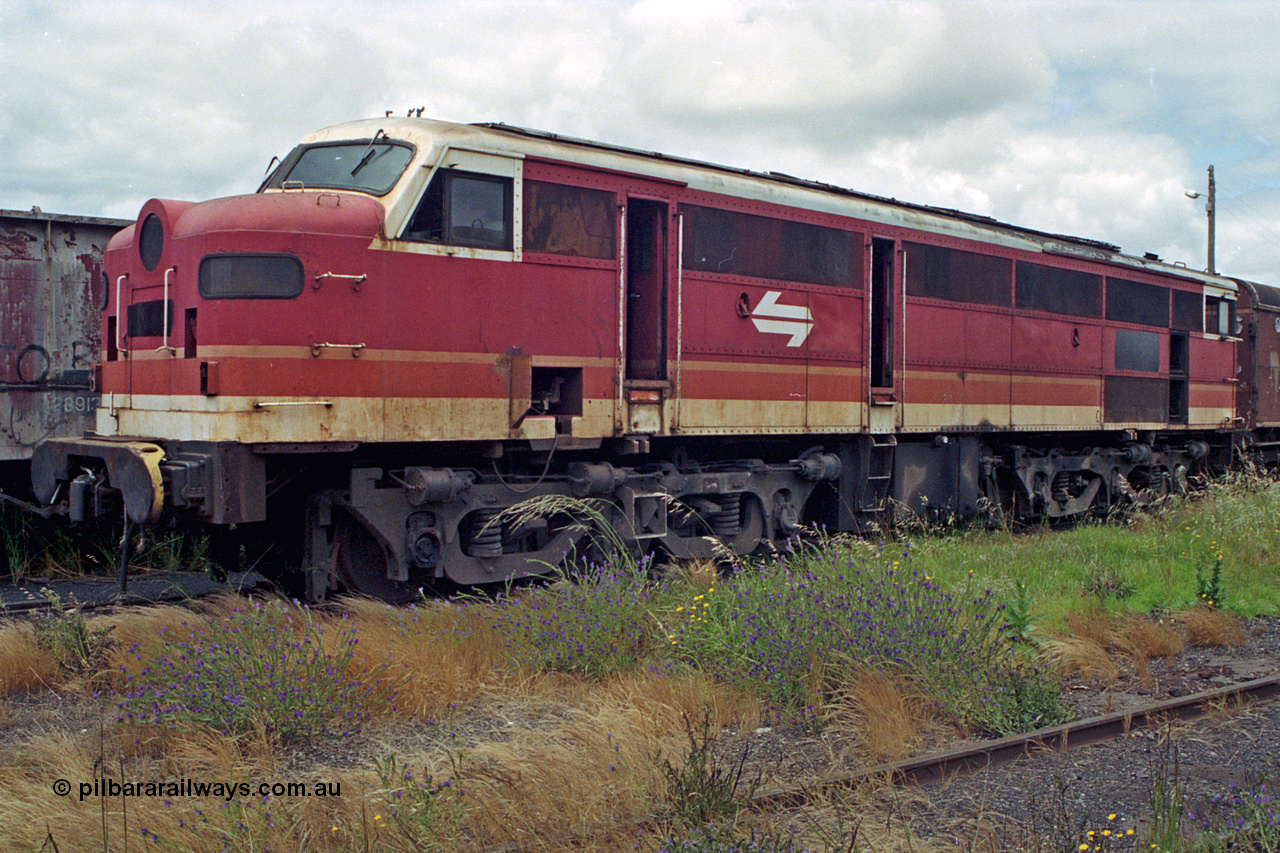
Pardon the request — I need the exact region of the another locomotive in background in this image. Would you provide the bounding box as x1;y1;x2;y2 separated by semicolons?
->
27;118;1280;602
0;208;125;493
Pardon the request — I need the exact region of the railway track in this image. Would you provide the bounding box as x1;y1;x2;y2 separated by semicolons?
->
484;672;1280;853
0;569;268;616
747;673;1280;813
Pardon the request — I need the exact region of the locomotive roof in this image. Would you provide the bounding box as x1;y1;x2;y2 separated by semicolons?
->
1240;280;1280;310
299;117;1236;292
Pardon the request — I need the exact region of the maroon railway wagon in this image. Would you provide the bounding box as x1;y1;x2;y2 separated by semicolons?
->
26;118;1272;601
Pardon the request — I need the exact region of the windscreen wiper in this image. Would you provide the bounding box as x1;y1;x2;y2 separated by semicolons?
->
351;129;387;177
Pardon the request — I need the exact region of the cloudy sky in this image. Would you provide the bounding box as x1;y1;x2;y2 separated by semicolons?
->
4;0;1280;283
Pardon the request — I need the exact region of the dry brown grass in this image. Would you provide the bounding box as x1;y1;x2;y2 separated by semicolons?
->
0;676;760;853
0;722;416;853
324;596;504;721
1052;603;1251;687
1063;604;1121;650
668;558;720;592
0;621;60;696
1040;635;1121;684
1116;613;1185;662
824;667;926;762
94;599;225;691
453;671;762;848
6;582;1256;853
0;589;768;853
1175;607;1247;647
1056;607;1189;683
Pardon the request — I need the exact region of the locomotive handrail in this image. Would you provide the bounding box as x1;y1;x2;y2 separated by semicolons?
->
309;341;365;358
115;274;129;355
157;267;177;355
900;248;907;407
252;400;334;409
615;202;627;432
674;212;684;431
312;271;368;290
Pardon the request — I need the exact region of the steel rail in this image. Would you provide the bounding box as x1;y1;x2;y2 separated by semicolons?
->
748;673;1280;813
0;570;269;617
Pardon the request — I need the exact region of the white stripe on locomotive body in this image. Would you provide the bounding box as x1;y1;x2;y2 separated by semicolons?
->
285;116;1238;298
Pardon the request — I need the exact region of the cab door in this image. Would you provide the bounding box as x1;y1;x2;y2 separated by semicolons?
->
868;236;901;431
621;196;672;433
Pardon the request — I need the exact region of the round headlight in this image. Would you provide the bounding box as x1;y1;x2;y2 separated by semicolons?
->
139;213;164;271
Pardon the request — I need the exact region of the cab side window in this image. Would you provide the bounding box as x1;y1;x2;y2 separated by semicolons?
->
405;170;512;249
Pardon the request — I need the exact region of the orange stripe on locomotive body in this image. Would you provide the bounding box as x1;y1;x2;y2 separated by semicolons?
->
122;346;618;401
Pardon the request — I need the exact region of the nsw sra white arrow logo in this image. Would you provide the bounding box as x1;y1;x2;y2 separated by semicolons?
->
749;291;813;347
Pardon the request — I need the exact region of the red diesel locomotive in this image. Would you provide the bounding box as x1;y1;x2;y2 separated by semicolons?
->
28;117;1280;601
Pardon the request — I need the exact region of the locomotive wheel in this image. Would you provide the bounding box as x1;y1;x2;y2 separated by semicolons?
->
332;510;420;604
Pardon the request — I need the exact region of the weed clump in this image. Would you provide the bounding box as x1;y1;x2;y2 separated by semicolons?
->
362;752;463;851
114;597;400;743
1196;558;1225;609
1188;760;1280;852
31;591;112;675
492;556;659;676
668;540;1068;735
659;709;761;825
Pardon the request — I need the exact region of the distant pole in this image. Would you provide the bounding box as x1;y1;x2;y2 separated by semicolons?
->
1207;165;1216;274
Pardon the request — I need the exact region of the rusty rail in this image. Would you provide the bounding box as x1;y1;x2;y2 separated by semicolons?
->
749;673;1280;812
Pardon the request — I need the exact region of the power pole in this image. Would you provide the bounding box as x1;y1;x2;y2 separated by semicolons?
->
1206;165;1215;275
1187;166;1217;274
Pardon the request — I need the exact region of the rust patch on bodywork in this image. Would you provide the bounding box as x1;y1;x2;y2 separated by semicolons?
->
0;210;128;459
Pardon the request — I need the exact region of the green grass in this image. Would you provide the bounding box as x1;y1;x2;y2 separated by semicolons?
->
897;472;1280;630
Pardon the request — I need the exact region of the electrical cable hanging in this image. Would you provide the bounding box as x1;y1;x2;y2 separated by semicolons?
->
492;436;559;495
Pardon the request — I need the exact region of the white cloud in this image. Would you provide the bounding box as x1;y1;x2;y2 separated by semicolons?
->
2;0;1279;284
